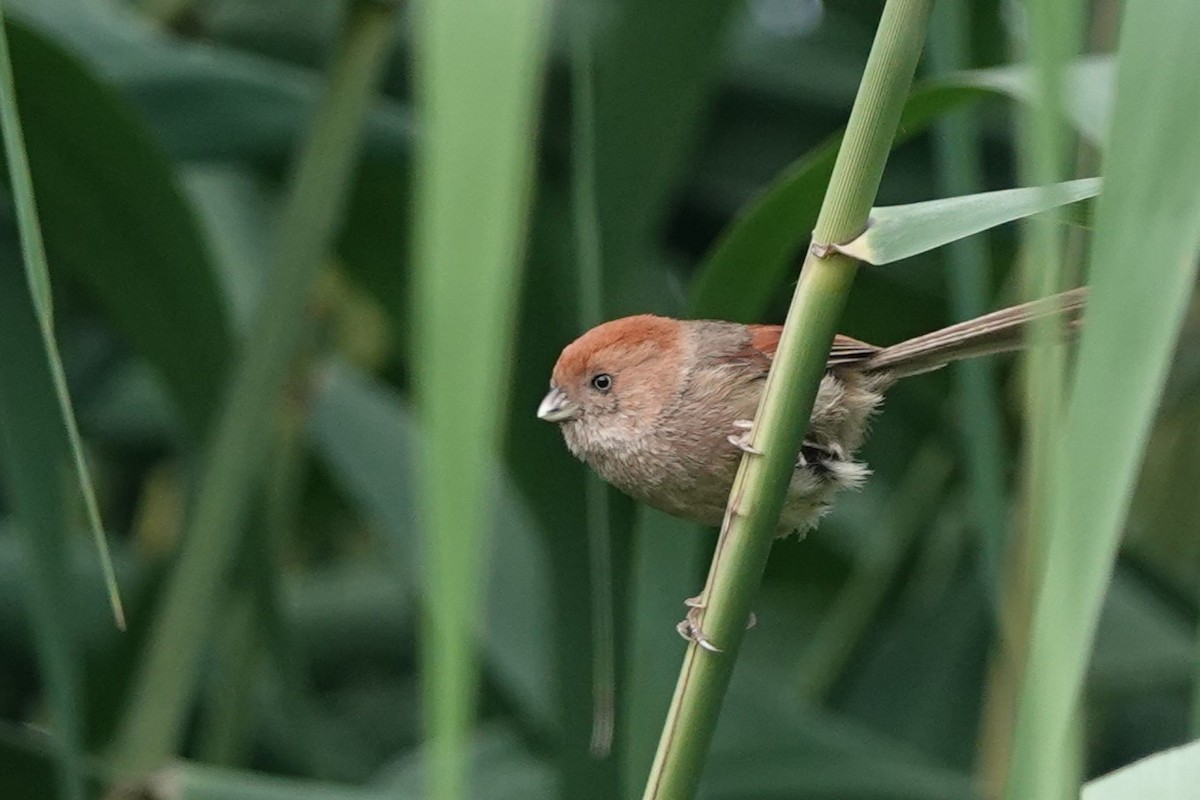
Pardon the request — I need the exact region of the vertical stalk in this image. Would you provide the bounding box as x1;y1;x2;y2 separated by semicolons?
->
110;0;398;776
410;0;550;796
1004;1;1200;798
928;2;1008;610
926;5;1014;793
569;2;617;758
1002;3;1085;800
640;2;934;797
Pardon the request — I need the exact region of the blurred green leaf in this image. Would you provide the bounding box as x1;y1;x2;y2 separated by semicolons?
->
376;726;554;800
837;177;1100;265
110;2;398;776
502;186;607;799
0;11;128;635
687;130;838;322
927;0;1008;616
307;360;556;730
1125;399;1200;596
5;18;232;439
0;239;85;799
180;167;276;330
113;763;381;800
622;509;705;794
410;1;550;797
1007;1;1200;796
592;0;741;316
1082;740;1200;800
118;46;413;166
1090;573;1194;695
838;569;991;770
337;157;410;338
10;0;413;165
723;7;873;107
958;55;1114;148
0;725;65;800
700;675;979;800
796;442;954;703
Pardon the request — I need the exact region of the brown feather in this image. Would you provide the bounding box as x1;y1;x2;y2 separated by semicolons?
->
746;325;882;368
745;288;1086;379
860;287;1087;378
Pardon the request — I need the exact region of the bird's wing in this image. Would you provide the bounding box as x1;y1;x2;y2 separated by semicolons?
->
747;325;880;368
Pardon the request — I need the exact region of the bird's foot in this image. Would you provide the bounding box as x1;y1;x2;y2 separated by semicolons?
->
676;606;721;653
675;596;757;653
727;419;762;456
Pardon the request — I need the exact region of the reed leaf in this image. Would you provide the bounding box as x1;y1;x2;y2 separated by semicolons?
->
410;1;550;797
1005;1;1200;797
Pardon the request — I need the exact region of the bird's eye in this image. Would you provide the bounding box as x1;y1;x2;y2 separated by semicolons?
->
590;373;613;392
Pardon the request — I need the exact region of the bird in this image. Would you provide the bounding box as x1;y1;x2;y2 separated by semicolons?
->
537;288;1086;648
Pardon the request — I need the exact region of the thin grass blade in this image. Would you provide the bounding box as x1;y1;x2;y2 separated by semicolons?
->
927;0;1009;620
0;3;124;628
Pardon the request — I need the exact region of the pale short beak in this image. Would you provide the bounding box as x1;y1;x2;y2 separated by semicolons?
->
537;386;578;422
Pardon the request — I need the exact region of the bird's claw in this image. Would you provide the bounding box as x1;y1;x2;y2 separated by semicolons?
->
676;605;723;653
675;596;757;653
727;419;762;456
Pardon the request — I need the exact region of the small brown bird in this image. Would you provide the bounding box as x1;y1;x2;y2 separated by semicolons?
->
538;289;1087;537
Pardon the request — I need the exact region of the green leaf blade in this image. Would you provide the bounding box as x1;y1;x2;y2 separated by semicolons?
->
0;5;124;631
838;177;1101;266
1006;1;1200;797
410;2;551;798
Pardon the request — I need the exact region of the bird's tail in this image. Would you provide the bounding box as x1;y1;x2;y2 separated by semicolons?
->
860;287;1088;379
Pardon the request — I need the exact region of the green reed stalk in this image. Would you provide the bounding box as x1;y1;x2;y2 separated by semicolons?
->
640;2;934;797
